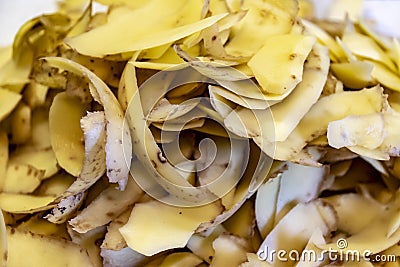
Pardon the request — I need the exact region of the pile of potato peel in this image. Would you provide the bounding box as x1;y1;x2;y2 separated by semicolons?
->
1;0;400;266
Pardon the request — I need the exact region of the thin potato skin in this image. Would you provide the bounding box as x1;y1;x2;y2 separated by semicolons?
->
49;92;86;177
3;1;400;267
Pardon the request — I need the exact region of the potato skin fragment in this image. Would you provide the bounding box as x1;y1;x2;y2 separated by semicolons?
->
63;111;107;196
65;0;226;57
248;34;315;94
0;88;21;123
6;2;400;267
6;228;94;267
49;92;86;177
256;86;387;160
119;200;221;256
44;57;131;190
69;178;143;233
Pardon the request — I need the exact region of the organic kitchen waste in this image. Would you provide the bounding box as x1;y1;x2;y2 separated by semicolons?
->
0;0;400;266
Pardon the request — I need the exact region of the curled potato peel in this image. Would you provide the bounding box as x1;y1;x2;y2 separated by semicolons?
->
43;57;131;190
4;0;400;266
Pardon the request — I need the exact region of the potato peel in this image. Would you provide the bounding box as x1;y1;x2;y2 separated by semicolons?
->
248;34;316;95
9;146;59;179
45;193;85;224
328;110;400;160
49;92;86;177
101;206;132;250
0;193;56;214
0;88;22;122
65;0;227;57
256;162;327;239
257;200;337;266
256;86;388;160
63;111;107;196
3;1;400;266
119;200;222;256
319;192;400;255
6;228;94;267
0;209;7;267
44;57;131;190
0;131;8;191
209;234;249;267
3;164;43;194
100;247;149;267
222;42;331;144
69;178;143;233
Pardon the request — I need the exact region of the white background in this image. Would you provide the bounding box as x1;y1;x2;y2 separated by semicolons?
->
0;0;400;47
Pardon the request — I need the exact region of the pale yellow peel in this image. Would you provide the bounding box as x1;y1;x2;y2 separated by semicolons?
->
6;228;93;267
44;57;131;189
248;34;315;94
69;178;143;233
225;0;298;57
330;61;374;89
0;131;8;192
257;200;337;266
62;111;106;196
119;200;221;256
66;0;227;57
0;194;56;214
0;88;21;122
256;86;387;160
210;234;249;267
9;146;59;179
49;92;86;177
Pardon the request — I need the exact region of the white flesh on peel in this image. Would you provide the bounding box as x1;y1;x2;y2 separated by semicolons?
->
0;88;21;122
328;110;400;160
6;228;93;267
45;193;85;224
256;176;280;238
295;229;328;267
63;111;107;196
44;57;131;190
229;43;329;143
0;210;7;267
158;252;202;267
0;194;56;214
